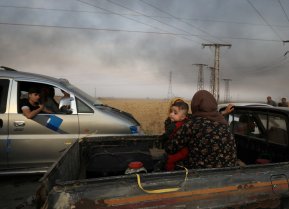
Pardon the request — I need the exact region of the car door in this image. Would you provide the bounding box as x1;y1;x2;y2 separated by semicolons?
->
261;112;289;162
228;109;266;164
0;79;10;170
8;80;79;170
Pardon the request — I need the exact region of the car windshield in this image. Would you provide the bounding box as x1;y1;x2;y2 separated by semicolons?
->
60;80;102;105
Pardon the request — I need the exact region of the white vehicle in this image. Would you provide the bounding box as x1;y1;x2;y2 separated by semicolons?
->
0;66;142;175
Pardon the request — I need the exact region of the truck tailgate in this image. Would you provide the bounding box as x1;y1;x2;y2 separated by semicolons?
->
43;162;289;209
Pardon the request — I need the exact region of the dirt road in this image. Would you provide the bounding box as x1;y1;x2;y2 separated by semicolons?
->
0;174;42;209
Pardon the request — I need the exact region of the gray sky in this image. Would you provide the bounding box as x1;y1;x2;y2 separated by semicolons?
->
1;0;289;102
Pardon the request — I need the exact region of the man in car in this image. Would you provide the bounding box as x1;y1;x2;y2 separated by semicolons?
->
20;87;52;119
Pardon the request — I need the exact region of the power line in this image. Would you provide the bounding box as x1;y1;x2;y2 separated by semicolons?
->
2;4;289;29
104;0;206;44
1;4;289;43
179;17;289;28
278;0;289;24
76;0;174;36
0;21;199;37
0;21;283;43
213;35;280;42
0;2;285;43
246;0;283;41
139;0;223;44
244;56;289;74
77;0;199;44
0;5;105;14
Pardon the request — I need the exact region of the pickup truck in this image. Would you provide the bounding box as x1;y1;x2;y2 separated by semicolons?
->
38;105;289;209
0;67;142;175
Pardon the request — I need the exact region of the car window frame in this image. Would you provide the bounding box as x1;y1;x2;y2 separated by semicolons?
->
0;79;10;114
16;80;77;115
76;97;94;114
228;110;264;140
226;107;289;146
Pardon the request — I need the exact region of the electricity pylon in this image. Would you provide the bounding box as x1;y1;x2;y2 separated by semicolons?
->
167;71;173;99
193;64;207;91
202;43;231;102
223;78;232;103
207;66;215;95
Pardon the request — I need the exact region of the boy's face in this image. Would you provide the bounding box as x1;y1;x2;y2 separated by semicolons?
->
29;92;40;103
169;106;186;122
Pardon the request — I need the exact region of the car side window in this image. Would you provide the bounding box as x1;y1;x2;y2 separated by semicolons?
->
17;81;71;114
267;115;288;145
228;111;262;138
257;113;288;146
76;98;93;113
0;79;10;113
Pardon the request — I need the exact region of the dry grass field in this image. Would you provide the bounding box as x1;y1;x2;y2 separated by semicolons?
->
100;98;191;135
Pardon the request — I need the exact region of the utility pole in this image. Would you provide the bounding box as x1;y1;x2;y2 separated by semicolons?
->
202;43;231;102
222;78;232;103
167;71;173;99
193;64;207;91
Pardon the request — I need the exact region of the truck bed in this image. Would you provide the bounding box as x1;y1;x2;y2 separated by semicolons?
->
39;135;289;209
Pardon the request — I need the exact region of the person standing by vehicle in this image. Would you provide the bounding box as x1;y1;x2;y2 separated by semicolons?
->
267;96;277;106
278;98;288;107
20;87;52;119
164;90;237;169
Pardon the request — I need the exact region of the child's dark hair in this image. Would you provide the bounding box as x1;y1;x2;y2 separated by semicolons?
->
172;101;189;114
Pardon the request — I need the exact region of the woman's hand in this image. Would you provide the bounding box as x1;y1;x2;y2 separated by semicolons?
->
222;103;234;115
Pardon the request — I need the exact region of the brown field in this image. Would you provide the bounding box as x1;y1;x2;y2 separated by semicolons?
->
100;98;191;135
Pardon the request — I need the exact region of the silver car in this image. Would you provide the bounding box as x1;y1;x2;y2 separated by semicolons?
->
0;66;142;175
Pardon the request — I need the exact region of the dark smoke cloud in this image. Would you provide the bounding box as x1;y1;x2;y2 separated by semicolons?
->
1;0;289;100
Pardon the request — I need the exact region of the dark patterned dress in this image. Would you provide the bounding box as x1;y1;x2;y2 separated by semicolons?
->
164;116;237;169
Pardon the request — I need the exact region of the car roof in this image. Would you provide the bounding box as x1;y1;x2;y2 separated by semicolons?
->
0;66;68;87
218;103;272;108
220;104;289;115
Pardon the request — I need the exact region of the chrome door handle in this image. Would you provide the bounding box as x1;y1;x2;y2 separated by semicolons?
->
14;121;25;127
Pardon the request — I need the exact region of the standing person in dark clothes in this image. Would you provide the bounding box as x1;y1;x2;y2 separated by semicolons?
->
267;96;277;106
278;98;288;107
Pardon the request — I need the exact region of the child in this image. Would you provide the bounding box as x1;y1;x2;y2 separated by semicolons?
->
164;101;189;171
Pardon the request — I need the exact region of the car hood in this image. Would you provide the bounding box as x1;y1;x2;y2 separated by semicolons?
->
94;104;140;126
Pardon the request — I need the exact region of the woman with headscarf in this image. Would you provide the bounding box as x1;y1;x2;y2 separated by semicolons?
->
164;90;237;169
